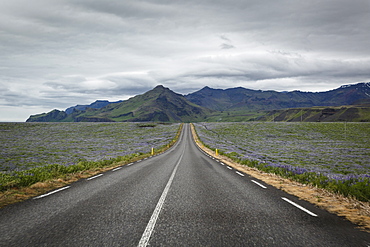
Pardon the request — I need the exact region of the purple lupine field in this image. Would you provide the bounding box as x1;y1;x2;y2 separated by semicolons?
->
194;122;370;182
0;122;179;172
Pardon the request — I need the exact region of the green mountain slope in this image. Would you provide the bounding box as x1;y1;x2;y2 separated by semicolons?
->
257;104;370;122
86;85;211;122
27;85;211;122
26;109;68;122
202;104;370;122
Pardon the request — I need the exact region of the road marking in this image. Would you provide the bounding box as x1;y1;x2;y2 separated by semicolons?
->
236;171;245;177
34;186;71;199
138;149;185;247
220;162;225;166
87;174;103;181
112;167;122;171
251;180;267;189
127;163;133;166
282;197;318;217
227;166;232;170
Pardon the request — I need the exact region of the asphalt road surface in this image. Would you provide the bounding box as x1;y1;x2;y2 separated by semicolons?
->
1;124;369;246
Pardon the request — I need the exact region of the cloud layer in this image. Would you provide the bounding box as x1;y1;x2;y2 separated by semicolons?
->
1;0;370;121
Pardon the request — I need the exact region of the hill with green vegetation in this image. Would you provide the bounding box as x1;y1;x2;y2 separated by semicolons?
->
257;104;370;122
27;85;211;123
200;104;370;122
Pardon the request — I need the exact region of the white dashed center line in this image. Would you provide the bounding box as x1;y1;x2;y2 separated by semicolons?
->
138;148;185;247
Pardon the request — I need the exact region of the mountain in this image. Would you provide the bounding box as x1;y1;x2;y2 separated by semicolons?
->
27;85;211;122
26;109;68;122
26;82;370;122
185;82;370;111
65;100;122;114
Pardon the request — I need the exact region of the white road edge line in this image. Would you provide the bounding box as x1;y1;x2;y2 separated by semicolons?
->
227;166;232;170
127;163;134;166
34;186;71;199
236;171;245;177
112;167;122;171
220;162;225;166
86;174;103;181
282;197;318;217
138;149;185;247
251;180;267;189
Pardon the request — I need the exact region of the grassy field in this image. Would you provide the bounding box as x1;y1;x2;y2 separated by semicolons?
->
194;122;370;201
0;122;180;192
0;122;179;172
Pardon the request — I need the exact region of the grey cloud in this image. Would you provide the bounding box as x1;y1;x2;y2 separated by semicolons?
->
220;43;235;49
42;72;156;101
0;0;370;121
220;35;231;42
162;52;370;87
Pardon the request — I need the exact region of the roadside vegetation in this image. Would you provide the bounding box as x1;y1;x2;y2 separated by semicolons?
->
0;123;182;206
194;122;370;202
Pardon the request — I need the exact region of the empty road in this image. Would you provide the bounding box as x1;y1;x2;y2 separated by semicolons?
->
1;124;369;246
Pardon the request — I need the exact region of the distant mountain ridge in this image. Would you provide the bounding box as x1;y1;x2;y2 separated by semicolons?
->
26;82;370;122
65;100;122;114
185;82;370;111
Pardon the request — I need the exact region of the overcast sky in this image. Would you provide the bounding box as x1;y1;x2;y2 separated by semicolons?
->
1;0;370;121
